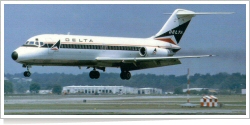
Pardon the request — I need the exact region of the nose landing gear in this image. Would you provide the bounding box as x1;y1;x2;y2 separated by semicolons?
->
23;64;31;77
24;71;31;77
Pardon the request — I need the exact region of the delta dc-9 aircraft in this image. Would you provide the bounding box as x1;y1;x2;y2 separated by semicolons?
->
11;9;233;80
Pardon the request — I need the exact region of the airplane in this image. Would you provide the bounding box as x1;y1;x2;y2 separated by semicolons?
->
11;9;233;80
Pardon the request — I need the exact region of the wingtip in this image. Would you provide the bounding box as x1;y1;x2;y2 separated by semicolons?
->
209;55;216;57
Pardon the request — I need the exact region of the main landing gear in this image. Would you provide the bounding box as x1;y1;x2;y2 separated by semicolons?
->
120;71;131;80
88;67;103;79
23;65;31;77
88;67;131;80
89;70;100;79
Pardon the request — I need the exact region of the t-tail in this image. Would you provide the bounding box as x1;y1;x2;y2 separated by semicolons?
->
153;9;234;45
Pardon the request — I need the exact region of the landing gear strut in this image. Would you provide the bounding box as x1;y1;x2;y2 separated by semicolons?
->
120;71;131;80
23;65;31;77
89;68;100;79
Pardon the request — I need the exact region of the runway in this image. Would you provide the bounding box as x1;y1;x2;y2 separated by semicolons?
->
4;94;246;116
4;109;245;115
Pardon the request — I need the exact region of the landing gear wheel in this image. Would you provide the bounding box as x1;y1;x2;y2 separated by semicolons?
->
120;71;131;80
89;70;100;79
24;71;31;77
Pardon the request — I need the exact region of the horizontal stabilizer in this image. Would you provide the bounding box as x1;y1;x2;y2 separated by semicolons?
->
164;10;234;15
183;12;235;15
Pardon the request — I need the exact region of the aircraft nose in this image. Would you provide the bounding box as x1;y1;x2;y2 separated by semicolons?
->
11;51;18;60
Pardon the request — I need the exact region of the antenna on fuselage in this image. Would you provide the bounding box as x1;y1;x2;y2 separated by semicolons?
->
67;32;70;35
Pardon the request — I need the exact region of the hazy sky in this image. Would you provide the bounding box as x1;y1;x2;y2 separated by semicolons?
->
2;2;247;76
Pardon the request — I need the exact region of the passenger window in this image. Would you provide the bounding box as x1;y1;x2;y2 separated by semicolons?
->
40;42;44;46
43;44;48;47
48;44;53;47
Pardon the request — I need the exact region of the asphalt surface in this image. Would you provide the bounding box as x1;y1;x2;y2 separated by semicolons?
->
4;95;246;115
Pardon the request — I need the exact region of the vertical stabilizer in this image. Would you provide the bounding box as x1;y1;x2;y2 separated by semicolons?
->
154;9;195;44
153;9;234;45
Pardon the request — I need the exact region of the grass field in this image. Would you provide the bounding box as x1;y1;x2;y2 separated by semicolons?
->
4;94;246;115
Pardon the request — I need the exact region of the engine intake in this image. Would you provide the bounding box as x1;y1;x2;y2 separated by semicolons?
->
139;47;172;57
139;47;147;56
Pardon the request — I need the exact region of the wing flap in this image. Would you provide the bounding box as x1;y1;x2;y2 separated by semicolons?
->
96;55;214;71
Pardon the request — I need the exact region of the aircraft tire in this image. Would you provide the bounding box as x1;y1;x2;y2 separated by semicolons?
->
94;71;100;79
24;71;31;77
120;71;131;80
89;70;100;79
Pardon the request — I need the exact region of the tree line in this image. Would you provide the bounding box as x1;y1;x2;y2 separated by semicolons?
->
4;72;246;94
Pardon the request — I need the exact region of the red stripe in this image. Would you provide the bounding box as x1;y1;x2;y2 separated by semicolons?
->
155;38;177;45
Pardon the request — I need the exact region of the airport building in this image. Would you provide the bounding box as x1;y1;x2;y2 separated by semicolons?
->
183;88;219;93
138;88;162;95
62;86;138;95
183;88;209;92
62;86;162;95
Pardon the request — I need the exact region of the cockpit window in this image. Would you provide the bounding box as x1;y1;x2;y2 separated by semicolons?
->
24;40;45;47
24;41;37;46
29;41;35;45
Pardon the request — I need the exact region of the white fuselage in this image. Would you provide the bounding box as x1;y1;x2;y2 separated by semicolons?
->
11;9;221;79
14;34;180;67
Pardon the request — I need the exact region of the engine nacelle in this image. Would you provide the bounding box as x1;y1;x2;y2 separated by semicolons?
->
139;47;173;57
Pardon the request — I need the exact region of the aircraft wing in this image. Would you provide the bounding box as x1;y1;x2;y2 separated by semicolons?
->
96;55;214;62
96;55;214;71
